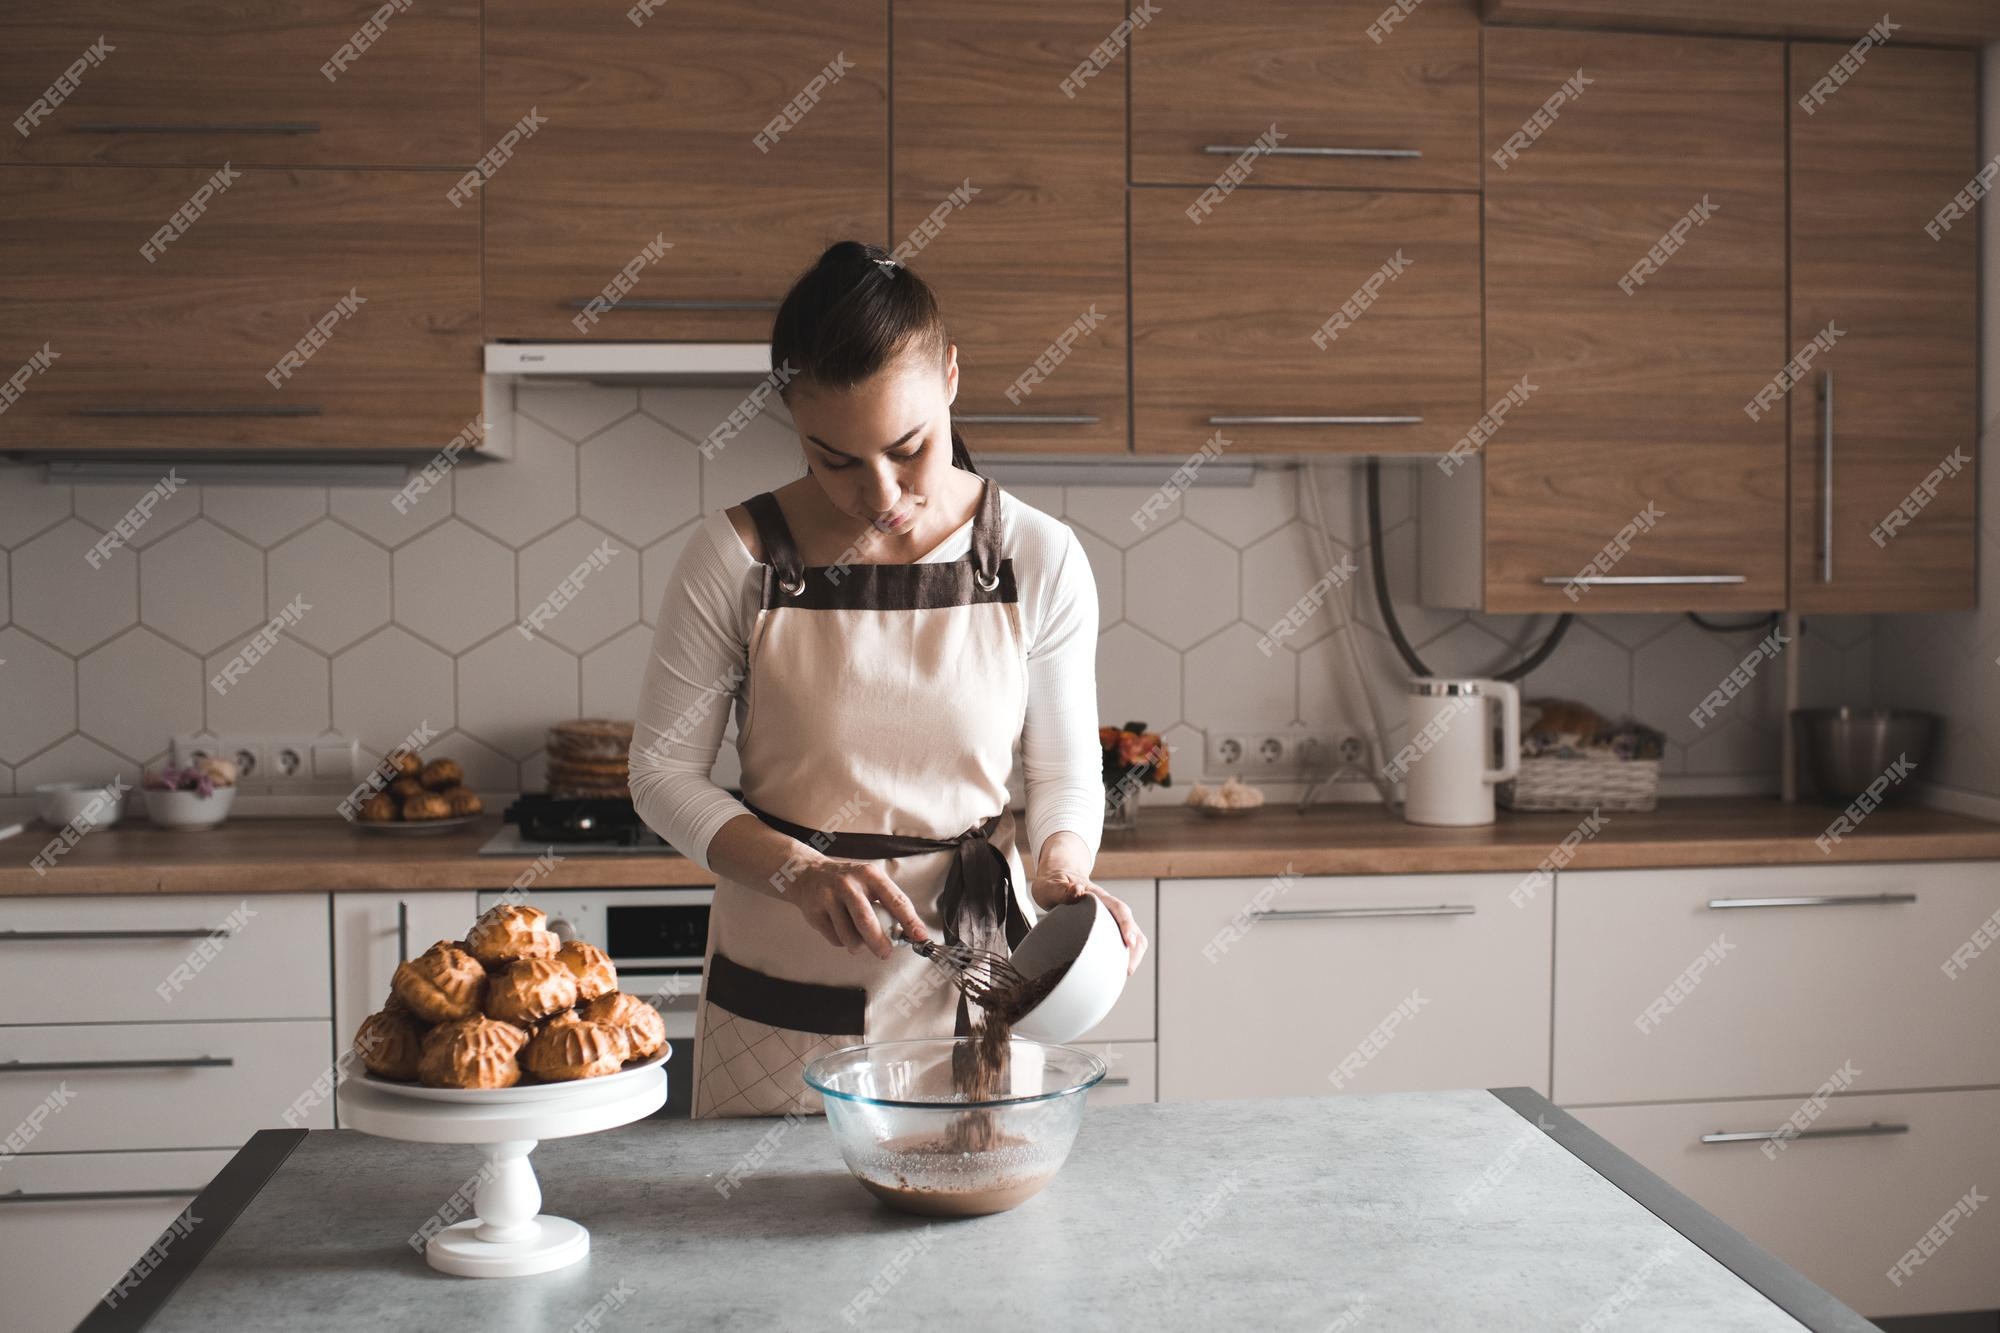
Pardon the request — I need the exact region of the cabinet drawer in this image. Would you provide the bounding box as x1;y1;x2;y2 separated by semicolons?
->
0;1148;236;1333
0;167;482;454
1072;1041;1156;1107
1132;188;1482;456
1573;1089;2000;1320
0;2;480;167
0;894;329;1024
1131;0;1480;192
0;1020;333;1151
1554;863;2000;1104
483;0;888;342
1077;880;1155;1044
1158;874;1549;1101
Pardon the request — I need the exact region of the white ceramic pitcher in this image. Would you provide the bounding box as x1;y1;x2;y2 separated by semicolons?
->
1402;678;1521;827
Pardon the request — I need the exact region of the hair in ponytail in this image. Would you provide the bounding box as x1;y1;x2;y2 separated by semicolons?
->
770;241;979;475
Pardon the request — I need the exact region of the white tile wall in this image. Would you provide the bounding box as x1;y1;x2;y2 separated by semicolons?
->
0;387;1874;812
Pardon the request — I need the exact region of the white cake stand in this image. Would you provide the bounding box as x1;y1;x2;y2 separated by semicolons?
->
336;1064;666;1278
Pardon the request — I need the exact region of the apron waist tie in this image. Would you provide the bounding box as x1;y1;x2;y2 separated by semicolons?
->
741;800;1029;957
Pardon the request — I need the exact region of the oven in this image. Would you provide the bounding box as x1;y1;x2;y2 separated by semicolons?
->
477;887;711;1118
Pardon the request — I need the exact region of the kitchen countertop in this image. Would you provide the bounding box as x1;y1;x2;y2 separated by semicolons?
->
5;797;1998;897
101;1088;1869;1333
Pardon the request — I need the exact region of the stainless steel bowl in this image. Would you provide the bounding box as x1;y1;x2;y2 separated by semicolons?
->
1794;708;1936;806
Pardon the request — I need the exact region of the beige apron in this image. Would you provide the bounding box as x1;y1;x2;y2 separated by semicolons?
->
692;476;1034;1118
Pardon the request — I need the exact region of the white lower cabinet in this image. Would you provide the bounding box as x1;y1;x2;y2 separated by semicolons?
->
1;1148;238;1333
1072;1041;1157;1106
1554;861;2000;1104
1572;1089;2000;1320
1077;879;1156;1045
331;891;478;1103
1157;873;1551;1101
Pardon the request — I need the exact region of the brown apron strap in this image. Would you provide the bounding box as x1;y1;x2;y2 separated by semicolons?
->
742;491;804;588
970;478;1003;586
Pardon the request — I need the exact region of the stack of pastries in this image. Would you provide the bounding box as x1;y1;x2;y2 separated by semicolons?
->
353;903;668;1090
353;748;483;823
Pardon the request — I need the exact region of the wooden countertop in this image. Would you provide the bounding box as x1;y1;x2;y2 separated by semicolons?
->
5;798;1998;896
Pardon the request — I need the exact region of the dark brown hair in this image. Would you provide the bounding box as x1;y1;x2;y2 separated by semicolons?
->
770;241;978;473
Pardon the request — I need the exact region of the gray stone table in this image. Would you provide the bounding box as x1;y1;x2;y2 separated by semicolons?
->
88;1088;1875;1333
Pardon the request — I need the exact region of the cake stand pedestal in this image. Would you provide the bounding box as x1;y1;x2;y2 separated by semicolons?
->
336;1067;665;1278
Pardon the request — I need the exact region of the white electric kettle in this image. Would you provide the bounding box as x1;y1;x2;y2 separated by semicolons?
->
1401;678;1521;827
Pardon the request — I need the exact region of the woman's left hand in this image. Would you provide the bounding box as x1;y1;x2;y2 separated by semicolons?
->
1030;868;1148;977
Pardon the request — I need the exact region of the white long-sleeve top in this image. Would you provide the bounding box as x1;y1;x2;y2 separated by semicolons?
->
628;486;1103;873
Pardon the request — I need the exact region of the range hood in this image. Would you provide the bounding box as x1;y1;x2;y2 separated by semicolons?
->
486;342;772;387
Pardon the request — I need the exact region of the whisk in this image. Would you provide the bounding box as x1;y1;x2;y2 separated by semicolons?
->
874;908;1029;1008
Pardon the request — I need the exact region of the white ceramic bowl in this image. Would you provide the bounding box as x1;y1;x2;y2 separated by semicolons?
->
143;785;236;830
34;781;128;831
1008;896;1129;1044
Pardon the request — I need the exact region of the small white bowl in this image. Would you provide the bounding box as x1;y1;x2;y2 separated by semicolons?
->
34;781;128;831
143;786;236;831
1008;895;1129;1044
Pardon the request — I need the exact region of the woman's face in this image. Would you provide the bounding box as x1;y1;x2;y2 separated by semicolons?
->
787;343;959;536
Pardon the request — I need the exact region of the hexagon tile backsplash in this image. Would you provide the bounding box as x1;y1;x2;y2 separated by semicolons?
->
0;383;1891;810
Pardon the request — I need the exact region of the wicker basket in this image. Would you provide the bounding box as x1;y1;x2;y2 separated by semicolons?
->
1498;754;1660;813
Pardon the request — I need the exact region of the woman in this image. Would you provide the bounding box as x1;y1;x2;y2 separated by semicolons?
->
630;241;1146;1119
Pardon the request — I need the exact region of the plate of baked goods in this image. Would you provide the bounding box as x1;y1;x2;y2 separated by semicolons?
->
347;902;674;1104
348;748;486;833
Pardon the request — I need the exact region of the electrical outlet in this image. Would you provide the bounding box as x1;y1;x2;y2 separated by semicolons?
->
174;734;362;788
1203;726;1339;780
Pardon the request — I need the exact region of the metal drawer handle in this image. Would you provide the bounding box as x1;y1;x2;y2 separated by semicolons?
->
0;1057;235;1073
1202;144;1421;160
1207;415;1423;426
1819;369;1834;584
397;900;409;964
0;928;224;941
954;414;1101;426
1706;894;1917;910
1700;1122;1908;1145
75;406;323;419
1540;575;1747;587
562;298;780;312
1;1188;207;1204
75;121;320;135
1099;1077;1132;1088
1252;905;1476;921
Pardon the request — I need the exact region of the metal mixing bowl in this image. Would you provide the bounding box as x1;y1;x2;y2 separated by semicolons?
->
803;1038;1104;1216
1794;708;1937;806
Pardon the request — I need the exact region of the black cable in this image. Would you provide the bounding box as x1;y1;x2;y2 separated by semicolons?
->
1685;610;1780;634
1364;458;1573;683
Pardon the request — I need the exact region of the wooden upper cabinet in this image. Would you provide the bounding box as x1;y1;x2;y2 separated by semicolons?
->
0;2;480;167
1132;0;1481;192
1482;0;2000;45
483;0;888;343
0;167;482;454
1788;45;1978;614
1479;29;1787;613
894;1;1127;454
1132;188;1482;455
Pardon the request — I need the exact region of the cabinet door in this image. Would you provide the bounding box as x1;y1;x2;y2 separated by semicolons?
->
1574;1090;2000;1320
1075;880;1155;1043
484;0;888;342
1132;188;1481;455
0;2;480;167
1788;46;1978;613
1131;0;1480;192
331;892;478;1066
1482;29;1787;612
0;1149;236;1333
0;167;482;454
894;0;1127;454
1158;874;1550;1101
1554;863;2000;1105
1071;1041;1157;1106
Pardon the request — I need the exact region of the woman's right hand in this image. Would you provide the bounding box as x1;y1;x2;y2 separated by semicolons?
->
786;857;930;959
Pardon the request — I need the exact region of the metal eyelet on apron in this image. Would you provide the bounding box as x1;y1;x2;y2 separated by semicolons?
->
779;576;804;597
976;571;999;593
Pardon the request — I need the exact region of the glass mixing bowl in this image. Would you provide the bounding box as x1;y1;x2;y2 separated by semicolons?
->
802;1038;1106;1216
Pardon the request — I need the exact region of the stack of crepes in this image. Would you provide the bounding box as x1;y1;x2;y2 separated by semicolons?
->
354;904;668;1090
544;718;635;800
